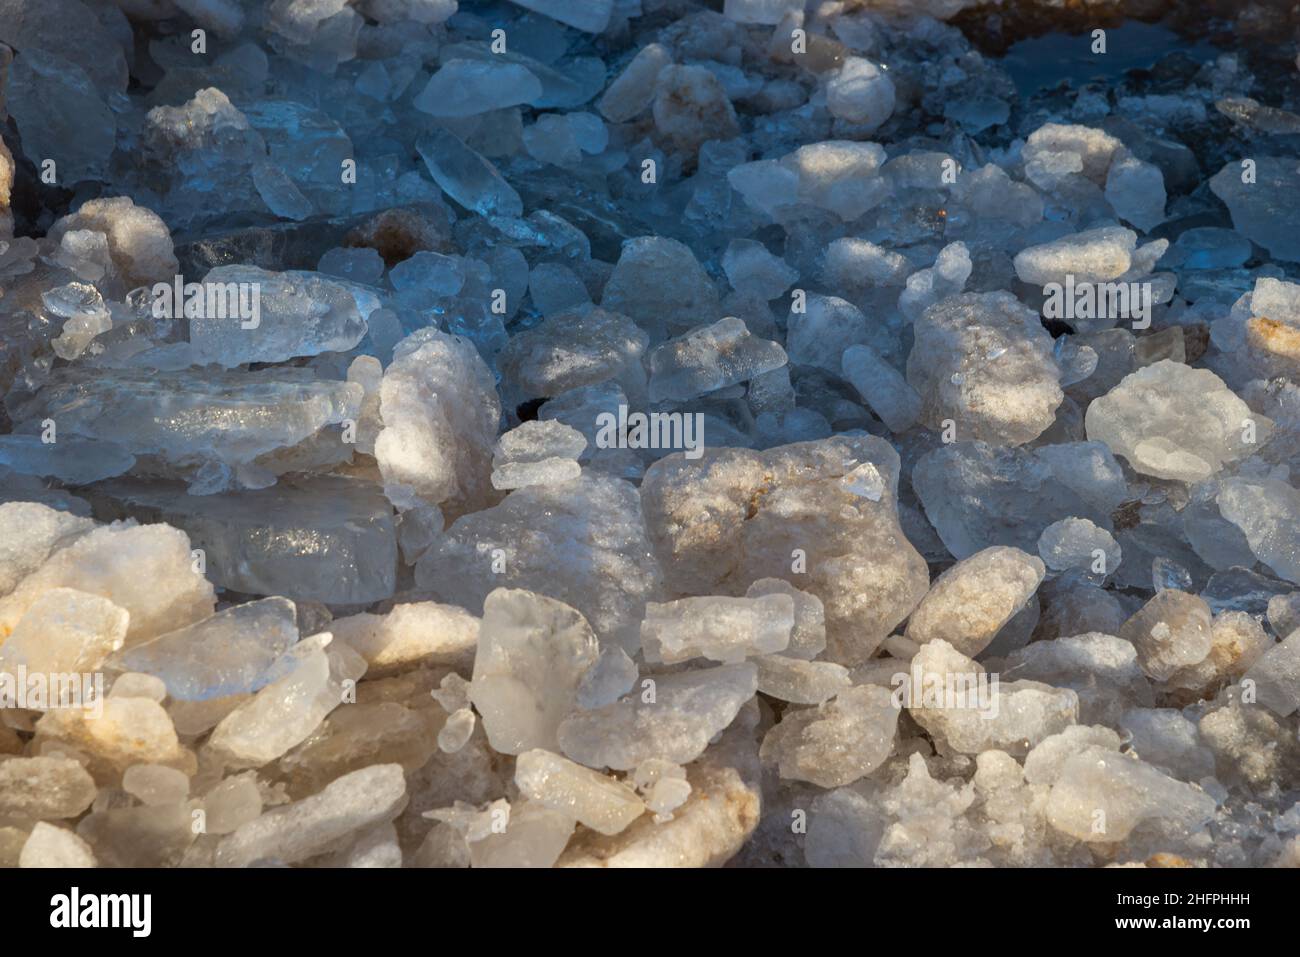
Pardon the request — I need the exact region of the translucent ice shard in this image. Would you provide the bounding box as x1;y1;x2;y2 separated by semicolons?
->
0;587;127;675
647;316;786;403
414;59;543;117
187;266;367;367
515;749;645;835
557;663;757;770
1217;477;1300;584
468;589;600;755
905;547;1045;657
112;598;300;701
490;420;586;490
417;129;523;218
0;436;134;485
641;594;793;664
375;328;501;513
1210;157;1300;263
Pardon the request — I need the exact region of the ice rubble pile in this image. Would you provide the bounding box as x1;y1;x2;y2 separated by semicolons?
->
0;0;1298;868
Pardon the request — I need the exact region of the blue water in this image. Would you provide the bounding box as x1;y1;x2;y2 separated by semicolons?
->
1000;20;1220;96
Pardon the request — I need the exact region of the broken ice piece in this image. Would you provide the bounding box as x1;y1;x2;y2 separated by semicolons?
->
557;663;757;770
641;594;793;664
417;129;523;218
111;598;299;702
744;579;826;660
469;589;600;755
1037;517;1121;580
905;547;1045;657
647;316;786;404
1119;590;1215;682
631;759;691;821
0;587;127;676
1085;361;1268;482
490;420;586;490
1243;629;1300;717
754;655;851;704
515;749;644;835
841;344;921;434
438;709;476;754
759;684;898;787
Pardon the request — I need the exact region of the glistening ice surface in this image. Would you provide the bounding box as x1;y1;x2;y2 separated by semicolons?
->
0;0;1298;869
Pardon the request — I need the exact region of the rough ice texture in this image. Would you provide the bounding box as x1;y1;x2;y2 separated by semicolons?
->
1085;361;1267;482
907;292;1062;446
905;547;1046;657
468;589;600;755
330;602;479;674
515;749;645;835
641;594;793;663
1119;590;1215;682
417;476;664;654
375;329;501;513
647;316;786;403
557;663;757;770
490;420;586;490
641;435;929;665
760;684;898;786
189;267;368;367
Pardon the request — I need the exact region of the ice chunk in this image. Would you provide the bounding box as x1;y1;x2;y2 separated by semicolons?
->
826;57;895;131
500;305;648;403
0;588;127;675
417;129;523;218
647;316;786;403
641;594;793;664
515;749;645;835
599;43;671;122
744;578;826;660
19;823;97;868
331;602;479;674
1217;478;1300;584
216;764;406;866
1023;123;1122;183
1046;746;1215;843
1085;361;1267;482
7;49;116;183
95;477;397;606
1209;157;1300;263
1119;590;1215;681
188;266;368;367
0;435;134;485
786;294;870;375
904;639;1078;756
0;522;214;646
754;655;851;704
375;328;500;513
207;634;365;768
416;476;664;653
1244;629;1300;716
913;440;1128;560
1013;226;1137;286
1037;518;1121;580
722;240;798;301
760;684;898;786
907;292;1062;446
0;504;95;598
112;598;298;701
653;65;739;154
507;0;613;32
11;367;362;488
468;589;600;755
557;663;757;770
0;757;97;820
1104;148;1166;232
641;435;929;664
905;547;1045;657
413;59;542;117
490;420;586;490
601;236;720;343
